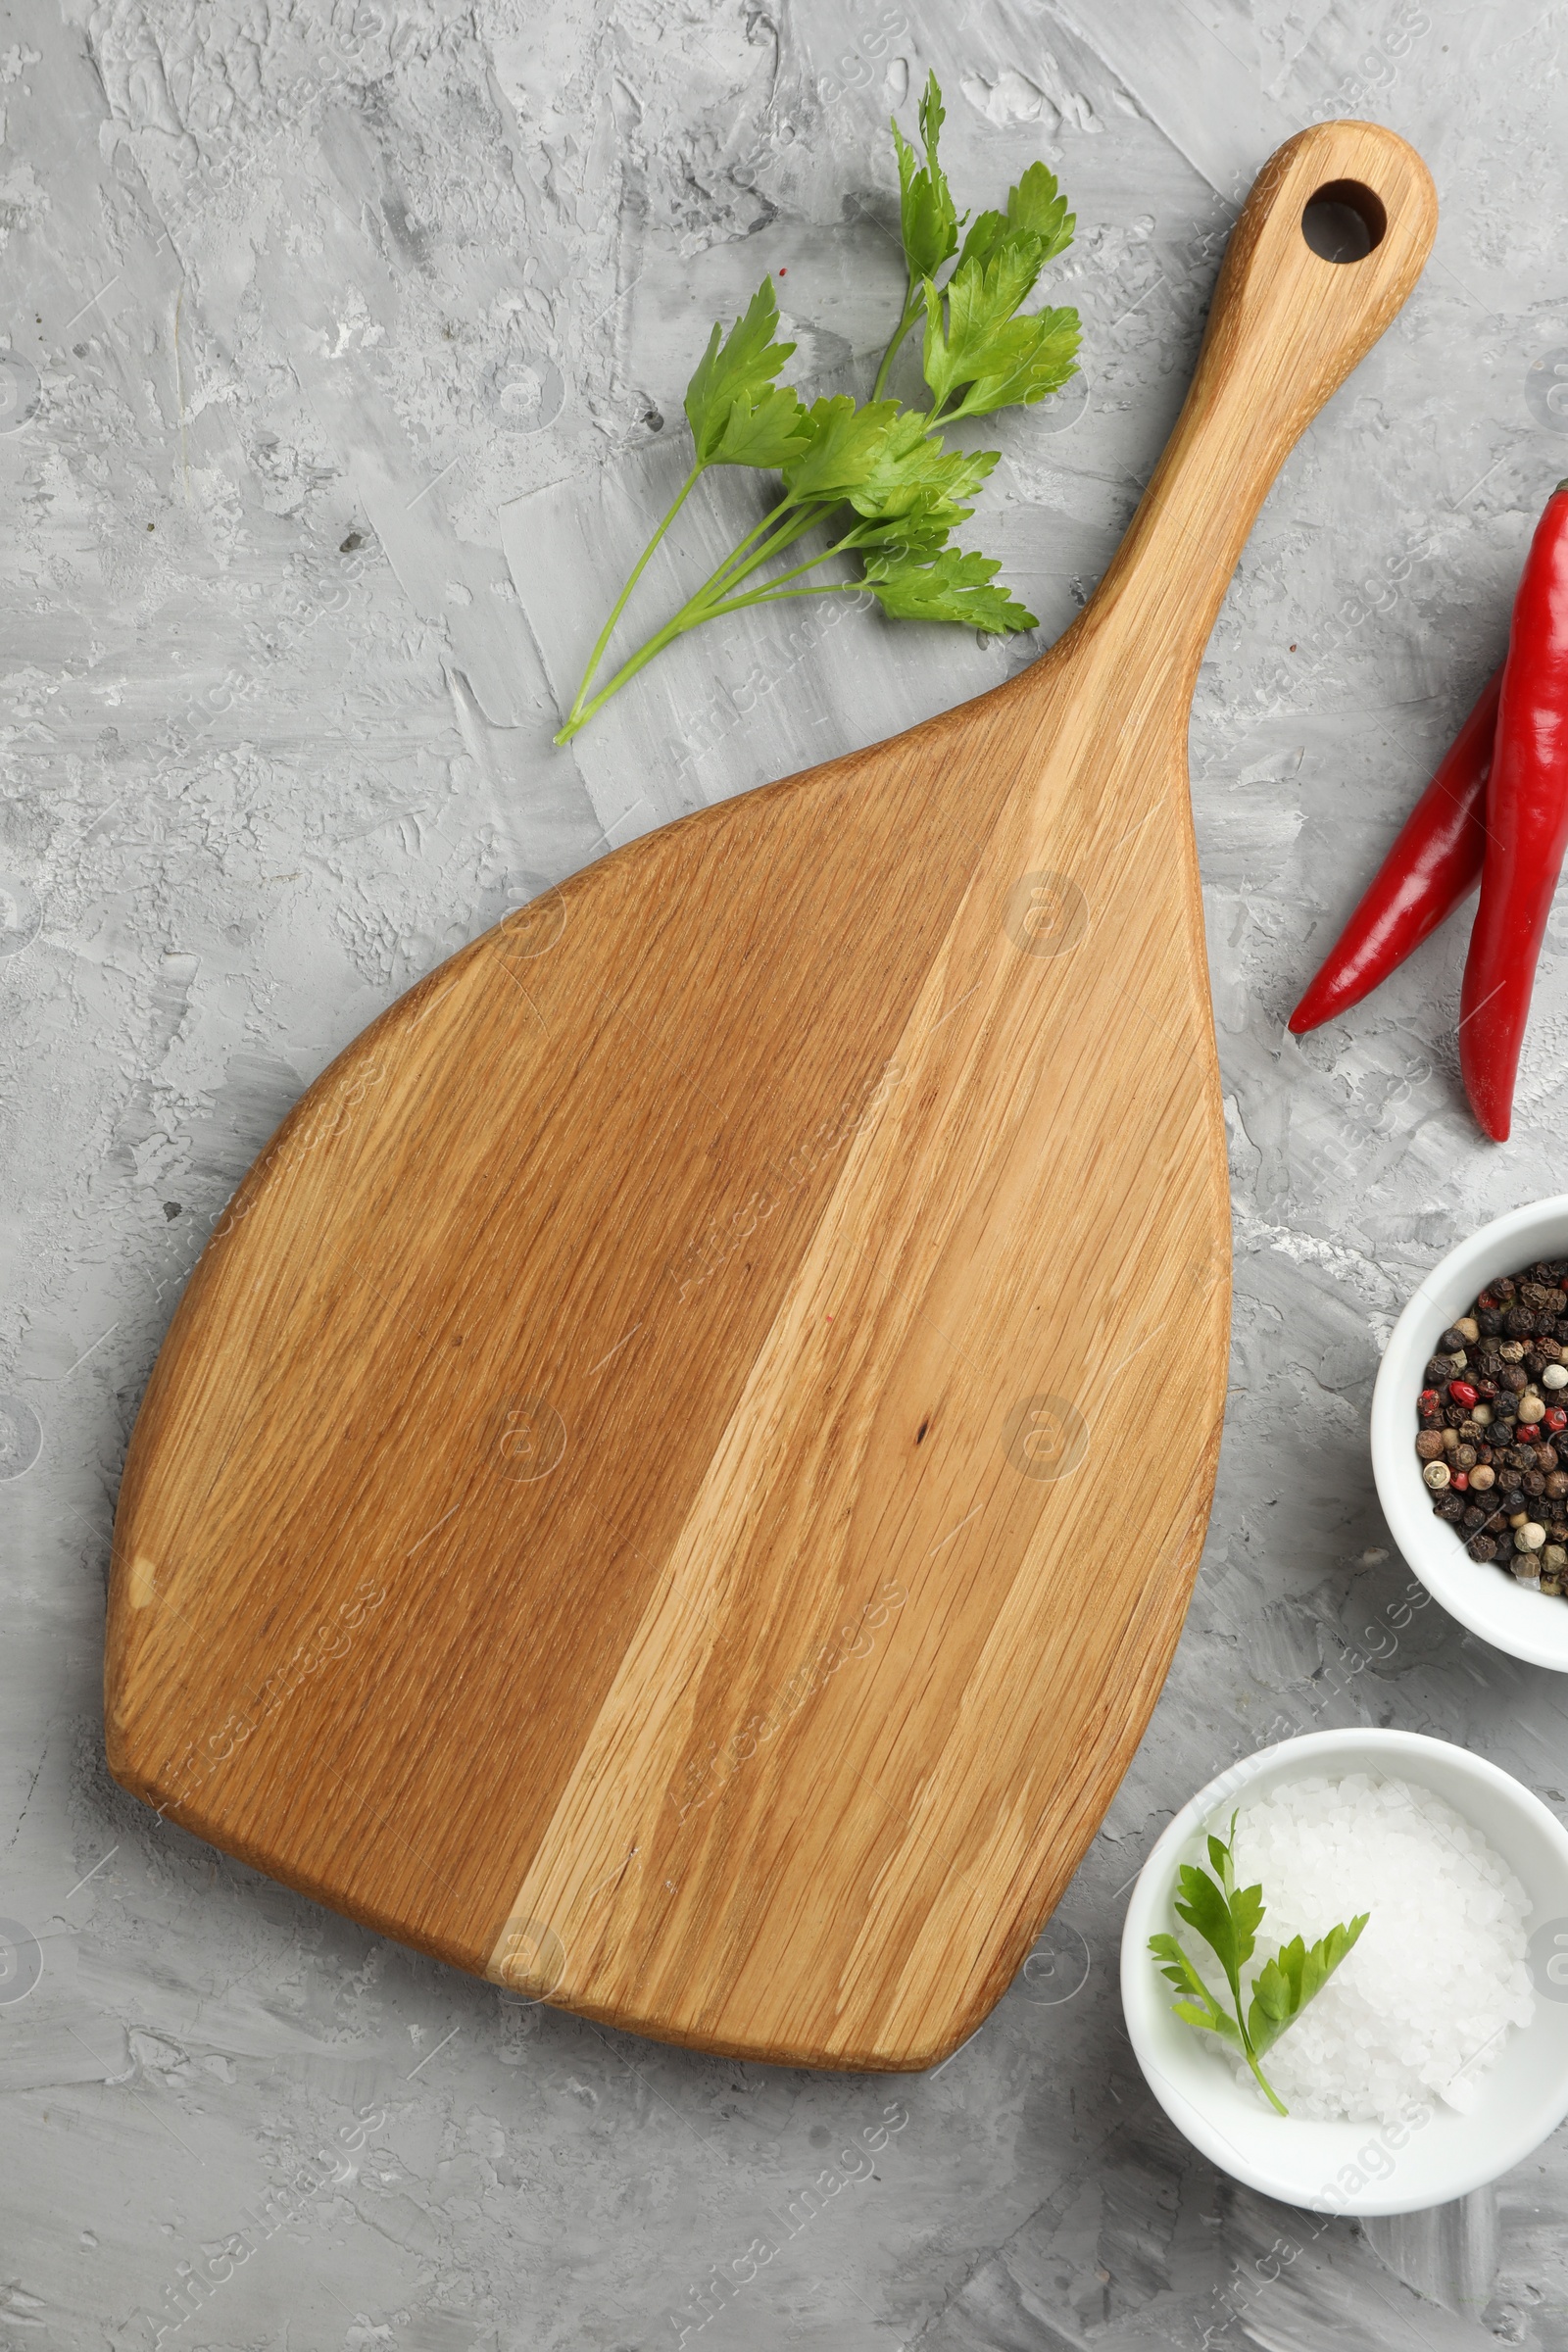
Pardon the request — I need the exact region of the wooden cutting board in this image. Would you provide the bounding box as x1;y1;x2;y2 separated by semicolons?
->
106;122;1435;2070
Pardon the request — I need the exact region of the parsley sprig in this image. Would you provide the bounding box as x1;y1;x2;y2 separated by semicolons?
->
554;72;1082;744
1149;1814;1369;2116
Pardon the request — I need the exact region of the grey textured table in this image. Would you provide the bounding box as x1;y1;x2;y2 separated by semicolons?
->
4;1;1566;2343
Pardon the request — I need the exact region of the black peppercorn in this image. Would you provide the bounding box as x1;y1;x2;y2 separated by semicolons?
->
1438;1325;1467;1353
1479;1310;1504;1337
1436;1494;1466;1522
1469;1534;1499;1560
1463;1505;1487;1530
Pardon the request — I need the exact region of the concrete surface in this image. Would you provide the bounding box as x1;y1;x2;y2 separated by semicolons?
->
6;0;1568;2343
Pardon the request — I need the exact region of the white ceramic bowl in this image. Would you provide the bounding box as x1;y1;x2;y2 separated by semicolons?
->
1372;1195;1568;1670
1120;1728;1568;2215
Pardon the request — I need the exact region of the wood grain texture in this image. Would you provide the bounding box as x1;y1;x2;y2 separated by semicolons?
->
105;122;1436;2070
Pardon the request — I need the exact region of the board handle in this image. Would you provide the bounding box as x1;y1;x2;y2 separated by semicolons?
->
1083;120;1438;689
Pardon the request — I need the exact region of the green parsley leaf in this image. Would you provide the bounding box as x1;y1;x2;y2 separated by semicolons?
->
707;382;814;470
845;409;999;521
922;247;1082;419
780;394;902;503
1173;1848;1264;2004
846;513;958;566
684;278;809;467
954;209;1006;277
860;546;1037;633
891;70;960;280
1247;1916;1369;2058
956;309;1080;418
956;164;1074;283
1005;161;1074;260
1148;1931;1240;2044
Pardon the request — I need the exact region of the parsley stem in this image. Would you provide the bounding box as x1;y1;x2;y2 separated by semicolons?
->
1241;2043;1288;2118
704;530;862;612
871;277;924;402
553;605;705;741
691;492;806;603
707;582;861;614
687;496;823;608
553;525;861;742
557;464;703;740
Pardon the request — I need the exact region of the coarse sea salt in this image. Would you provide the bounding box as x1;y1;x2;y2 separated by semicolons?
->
1200;1774;1534;2124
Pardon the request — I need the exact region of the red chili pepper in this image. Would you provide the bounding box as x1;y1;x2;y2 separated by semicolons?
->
1460;481;1568;1139
1289;664;1500;1033
1448;1379;1479;1406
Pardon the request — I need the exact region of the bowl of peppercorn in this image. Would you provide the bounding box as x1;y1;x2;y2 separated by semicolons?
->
1373;1198;1568;1669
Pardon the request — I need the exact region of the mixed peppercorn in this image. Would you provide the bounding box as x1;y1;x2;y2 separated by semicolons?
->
1417;1261;1568;1592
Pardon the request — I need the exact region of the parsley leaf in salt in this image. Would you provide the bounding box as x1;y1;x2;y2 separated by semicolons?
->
1248;1917;1369;2058
1147;1814;1370;2118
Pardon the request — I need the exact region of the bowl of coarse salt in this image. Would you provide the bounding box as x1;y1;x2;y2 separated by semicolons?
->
1373;1195;1568;1669
1121;1727;1568;2214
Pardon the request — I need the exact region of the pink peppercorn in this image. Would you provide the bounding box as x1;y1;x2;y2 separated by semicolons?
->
1449;1380;1479;1407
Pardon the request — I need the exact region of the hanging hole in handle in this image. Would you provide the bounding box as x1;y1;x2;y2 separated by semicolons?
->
1301;179;1387;264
